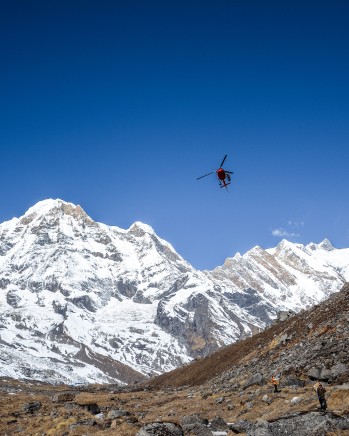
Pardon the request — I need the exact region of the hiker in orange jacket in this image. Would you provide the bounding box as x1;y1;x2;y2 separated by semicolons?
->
271;375;280;393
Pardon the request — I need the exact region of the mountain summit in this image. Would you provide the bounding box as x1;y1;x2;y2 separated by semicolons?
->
0;200;348;384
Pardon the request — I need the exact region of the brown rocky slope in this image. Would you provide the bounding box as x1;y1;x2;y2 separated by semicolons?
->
1;283;349;435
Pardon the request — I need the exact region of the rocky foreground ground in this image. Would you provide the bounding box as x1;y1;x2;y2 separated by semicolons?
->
1;283;349;435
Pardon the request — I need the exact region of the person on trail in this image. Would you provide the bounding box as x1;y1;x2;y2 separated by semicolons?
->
316;383;327;411
271;375;280;393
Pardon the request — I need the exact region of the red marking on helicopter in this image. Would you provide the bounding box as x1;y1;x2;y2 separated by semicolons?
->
196;155;234;189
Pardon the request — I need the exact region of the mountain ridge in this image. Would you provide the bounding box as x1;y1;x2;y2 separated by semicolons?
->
0;199;348;385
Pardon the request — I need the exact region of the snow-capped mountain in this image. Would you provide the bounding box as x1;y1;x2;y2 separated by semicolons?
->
0;199;348;384
210;238;349;321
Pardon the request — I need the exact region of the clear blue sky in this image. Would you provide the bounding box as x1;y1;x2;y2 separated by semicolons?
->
1;1;348;269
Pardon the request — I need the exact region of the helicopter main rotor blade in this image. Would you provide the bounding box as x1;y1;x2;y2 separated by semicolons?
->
225;171;234;174
196;172;215;180
220;154;227;167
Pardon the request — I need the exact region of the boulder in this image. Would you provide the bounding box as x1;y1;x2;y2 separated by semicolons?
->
22;401;42;414
319;368;332;381
311;419;337;435
262;394;272;404
214;396;224;404
282;377;305;388
81;402;100;414
290;397;301;405
181;414;209;427
136;422;184;436
249;427;272;436
330;363;349;380
69;419;96;430
181;414;210;434
307;367;331;382
307;364;347;382
209;416;229;431
107;409;130;419
276;310;296;322
229;420;253;433
244;373;266;389
307;367;321;380
279;334;288;344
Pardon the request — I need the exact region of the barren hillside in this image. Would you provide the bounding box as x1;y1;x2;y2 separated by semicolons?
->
148;282;349;389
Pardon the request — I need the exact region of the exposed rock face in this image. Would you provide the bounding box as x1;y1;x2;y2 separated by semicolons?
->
0;199;349;384
247;412;349;436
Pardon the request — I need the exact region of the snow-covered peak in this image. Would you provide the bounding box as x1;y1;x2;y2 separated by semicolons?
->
21;198;89;223
217;245;265;267
268;239;307;257
246;245;265;257
318;238;334;251
232;252;242;261
128;221;155;236
306;242;317;251
276;238;299;250
24;198;71;215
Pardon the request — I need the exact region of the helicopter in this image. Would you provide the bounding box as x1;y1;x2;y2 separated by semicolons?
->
196;154;234;189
